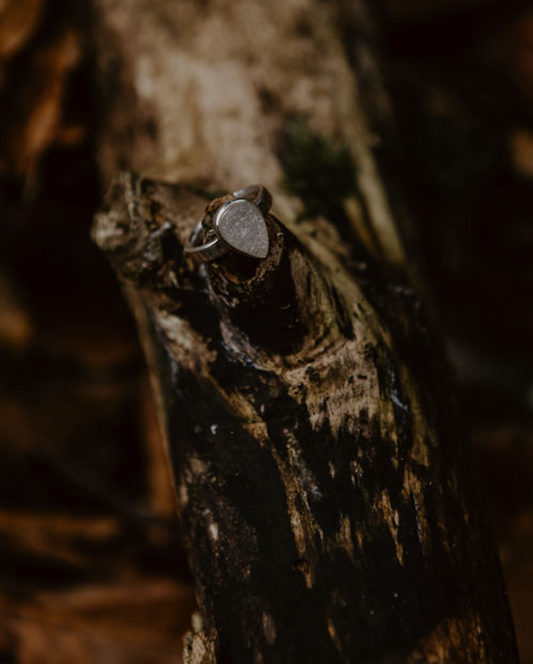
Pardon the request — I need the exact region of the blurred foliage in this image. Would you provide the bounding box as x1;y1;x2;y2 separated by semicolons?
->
280;118;357;220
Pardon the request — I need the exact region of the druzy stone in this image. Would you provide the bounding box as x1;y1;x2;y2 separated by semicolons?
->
216;199;269;259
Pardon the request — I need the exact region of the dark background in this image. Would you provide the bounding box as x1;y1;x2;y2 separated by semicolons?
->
0;0;532;661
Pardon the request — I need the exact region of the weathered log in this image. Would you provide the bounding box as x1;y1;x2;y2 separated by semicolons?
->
89;0;519;662
92;172;517;664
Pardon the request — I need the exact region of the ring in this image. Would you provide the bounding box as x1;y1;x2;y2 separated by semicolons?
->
184;185;272;262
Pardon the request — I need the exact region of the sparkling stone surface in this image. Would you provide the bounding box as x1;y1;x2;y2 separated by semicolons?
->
216;200;269;259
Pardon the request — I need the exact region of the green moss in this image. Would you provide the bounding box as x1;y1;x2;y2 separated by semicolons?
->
280;118;357;220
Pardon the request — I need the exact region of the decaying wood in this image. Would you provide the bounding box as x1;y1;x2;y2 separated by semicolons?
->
90;0;519;662
93;172;518;663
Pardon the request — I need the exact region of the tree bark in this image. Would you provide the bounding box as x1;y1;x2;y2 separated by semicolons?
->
89;1;519;662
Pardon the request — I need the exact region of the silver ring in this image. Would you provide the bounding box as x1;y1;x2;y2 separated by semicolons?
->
184;185;272;262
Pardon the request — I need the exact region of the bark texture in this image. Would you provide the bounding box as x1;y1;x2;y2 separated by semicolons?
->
90;0;519;662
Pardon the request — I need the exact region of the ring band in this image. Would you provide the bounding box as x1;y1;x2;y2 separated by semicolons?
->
232;185;272;215
184;185;272;262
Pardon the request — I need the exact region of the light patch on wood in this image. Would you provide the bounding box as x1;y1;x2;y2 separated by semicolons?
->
202;508;221;547
403;471;433;557
156;311;217;367
179;483;189;508
191;612;203;633
285;431;322;502
261;612;276;645
326;617;344;657
190;456;209;477
271;447;319;589
414;612;488;663
350;459;363;488
402;374;434;468
282;338;385;439
374;491;404;565
343;195;379;260
336;515;355;561
241;420;270;443
161;312;269;437
208;523;219;542
183;626;217;664
225;390;270;442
